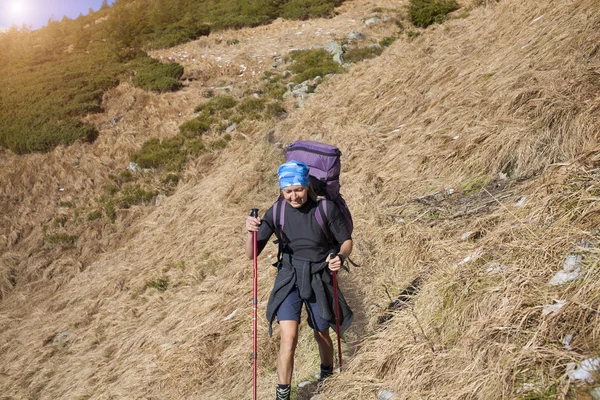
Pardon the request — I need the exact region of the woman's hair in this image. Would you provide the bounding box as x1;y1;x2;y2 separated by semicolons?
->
308;185;318;201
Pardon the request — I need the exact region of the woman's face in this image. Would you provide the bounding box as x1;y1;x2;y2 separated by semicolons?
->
281;185;308;208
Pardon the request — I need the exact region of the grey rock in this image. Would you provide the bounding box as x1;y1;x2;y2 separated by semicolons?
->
365;17;381;26
110;115;124;125
155;195;167;206
590;387;600;400
549;246;588;285
541;299;567;316
325;40;344;65
368;43;383;49
383;16;391;22
563;333;574;351
333;52;344;65
347;31;366;41
128;162;139;172
567;358;600;383
378;390;394;400
226;123;237;133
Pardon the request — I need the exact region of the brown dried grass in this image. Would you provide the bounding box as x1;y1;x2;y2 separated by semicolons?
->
1;0;600;399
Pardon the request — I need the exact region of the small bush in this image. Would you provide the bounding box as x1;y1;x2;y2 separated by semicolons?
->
279;0;339;20
186;139;206;157
344;46;384;63
288;49;343;83
237;98;266;119
407;30;421;38
87;210;103;221
194;96;237;114
179;114;214;138
104;202;117;223
163;173;180;185
408;0;459;28
132;61;184;92
226;38;240;45
54;216;68;228
210;139;229;150
117;185;157;208
131;136;187;171
266;102;287;118
45;233;78;247
379;36;397;47
395;19;405;30
146;277;168;292
103;184;120;196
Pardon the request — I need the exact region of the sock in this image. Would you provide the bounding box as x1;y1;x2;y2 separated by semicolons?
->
276;384;291;400
319;363;333;381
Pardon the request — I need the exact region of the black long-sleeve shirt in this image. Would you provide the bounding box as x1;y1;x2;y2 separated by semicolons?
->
256;198;351;262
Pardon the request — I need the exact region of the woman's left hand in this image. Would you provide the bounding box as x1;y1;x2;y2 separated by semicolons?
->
326;254;342;272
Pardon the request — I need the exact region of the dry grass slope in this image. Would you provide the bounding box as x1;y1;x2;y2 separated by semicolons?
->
1;0;599;399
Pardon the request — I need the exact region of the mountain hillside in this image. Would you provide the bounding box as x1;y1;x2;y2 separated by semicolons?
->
1;0;600;399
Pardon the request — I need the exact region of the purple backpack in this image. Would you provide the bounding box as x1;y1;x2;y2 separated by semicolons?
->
272;140;354;251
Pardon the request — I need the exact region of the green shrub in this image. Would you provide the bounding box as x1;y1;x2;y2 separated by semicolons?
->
103;184;120;195
87;210;103;221
344;46;384;63
194;96;237;114
407;30;421;38
179;113;214;138
237;98;266;119
226;38;240;45
54;216;68;227
132;61;184;92
395;19;405;30
163;173;180;185
44;233;78;246
266;102;287;118
104;202;117;223
210;139;229;150
379;36;397;47
117;185;157;208
288;49;343;83
408;0;459;28
131;136;187;170
280;0;341;20
146;277;168;292
186;139;206;157
147;23;211;49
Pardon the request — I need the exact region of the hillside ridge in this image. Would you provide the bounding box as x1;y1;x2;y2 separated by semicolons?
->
1;0;600;399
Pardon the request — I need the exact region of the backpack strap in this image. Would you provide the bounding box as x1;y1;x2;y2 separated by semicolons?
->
272;196;287;263
316;199;357;270
315;199;333;245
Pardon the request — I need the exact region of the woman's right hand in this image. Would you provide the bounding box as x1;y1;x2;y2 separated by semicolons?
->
246;216;261;233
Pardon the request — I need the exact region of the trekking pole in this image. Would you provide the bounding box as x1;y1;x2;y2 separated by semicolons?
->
328;250;343;372
251;208;259;400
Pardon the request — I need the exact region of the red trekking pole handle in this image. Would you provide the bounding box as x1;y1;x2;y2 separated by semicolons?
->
251;208;259;400
328;250;343;372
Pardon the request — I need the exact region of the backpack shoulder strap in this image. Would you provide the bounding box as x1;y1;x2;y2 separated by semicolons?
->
315;199;332;245
273;196;286;235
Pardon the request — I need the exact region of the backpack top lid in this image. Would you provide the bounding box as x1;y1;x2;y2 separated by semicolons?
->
286;140;341;198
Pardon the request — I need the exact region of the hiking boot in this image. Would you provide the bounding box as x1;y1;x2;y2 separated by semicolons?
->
318;364;333;382
275;384;291;400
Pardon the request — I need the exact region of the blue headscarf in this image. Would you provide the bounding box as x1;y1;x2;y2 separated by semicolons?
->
278;160;310;189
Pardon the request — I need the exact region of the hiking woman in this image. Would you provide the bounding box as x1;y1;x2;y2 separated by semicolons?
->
245;160;353;400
